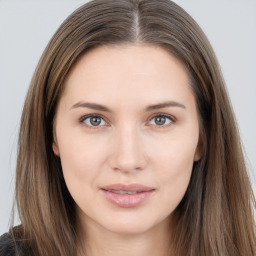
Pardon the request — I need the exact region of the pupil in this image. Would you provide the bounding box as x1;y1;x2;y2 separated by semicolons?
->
90;116;101;126
155;116;166;125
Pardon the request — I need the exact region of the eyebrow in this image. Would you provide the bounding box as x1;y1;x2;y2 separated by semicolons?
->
145;101;186;111
70;102;112;112
70;101;186;112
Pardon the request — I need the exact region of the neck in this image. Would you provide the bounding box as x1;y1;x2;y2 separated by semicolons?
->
77;216;173;256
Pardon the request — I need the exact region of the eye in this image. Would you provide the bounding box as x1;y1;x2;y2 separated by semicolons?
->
149;114;174;127
80;115;107;127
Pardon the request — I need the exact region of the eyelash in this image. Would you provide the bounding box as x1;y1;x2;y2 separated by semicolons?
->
79;113;176;129
79;114;108;129
148;113;176;128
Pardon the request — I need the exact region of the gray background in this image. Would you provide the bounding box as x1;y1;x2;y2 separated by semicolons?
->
0;0;255;234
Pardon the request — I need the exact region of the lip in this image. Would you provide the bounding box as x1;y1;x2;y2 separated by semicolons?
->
101;183;155;208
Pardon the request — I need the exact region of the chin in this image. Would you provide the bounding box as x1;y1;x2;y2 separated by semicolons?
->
105;222;153;235
99;213;168;236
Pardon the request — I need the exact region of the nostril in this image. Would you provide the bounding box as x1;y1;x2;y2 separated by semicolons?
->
108;131;147;172
110;157;146;173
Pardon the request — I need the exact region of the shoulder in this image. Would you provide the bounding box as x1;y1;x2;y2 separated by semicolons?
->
0;233;16;256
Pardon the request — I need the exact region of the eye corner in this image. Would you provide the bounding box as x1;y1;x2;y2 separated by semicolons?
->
79;114;110;129
147;113;176;128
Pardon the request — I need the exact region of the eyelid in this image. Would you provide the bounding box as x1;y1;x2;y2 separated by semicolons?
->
79;113;110;128
146;113;176;127
78;112;176;129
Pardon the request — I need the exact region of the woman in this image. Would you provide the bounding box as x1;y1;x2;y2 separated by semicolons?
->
0;0;255;255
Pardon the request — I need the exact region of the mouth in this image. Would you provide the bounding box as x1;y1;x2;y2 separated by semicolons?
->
104;190;144;195
101;184;155;208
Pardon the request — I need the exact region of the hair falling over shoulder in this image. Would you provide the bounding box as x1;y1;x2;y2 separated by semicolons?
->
10;0;255;255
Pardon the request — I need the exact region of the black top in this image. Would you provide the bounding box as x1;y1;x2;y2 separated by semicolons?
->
0;233;16;256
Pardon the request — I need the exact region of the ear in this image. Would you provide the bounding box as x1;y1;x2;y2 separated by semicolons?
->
52;141;60;156
194;138;203;162
52;121;60;156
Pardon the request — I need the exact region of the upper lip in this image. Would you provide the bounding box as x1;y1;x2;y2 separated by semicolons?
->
101;183;155;192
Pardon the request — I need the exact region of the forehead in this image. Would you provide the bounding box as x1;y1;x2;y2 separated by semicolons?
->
66;44;187;80
61;44;193;105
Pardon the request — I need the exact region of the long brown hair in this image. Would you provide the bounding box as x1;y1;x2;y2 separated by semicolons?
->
11;0;255;255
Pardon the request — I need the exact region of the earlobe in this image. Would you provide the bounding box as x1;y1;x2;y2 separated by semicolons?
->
52;142;60;156
194;150;202;162
194;138;203;162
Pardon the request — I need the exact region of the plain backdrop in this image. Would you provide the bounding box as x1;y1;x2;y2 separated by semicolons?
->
0;0;255;234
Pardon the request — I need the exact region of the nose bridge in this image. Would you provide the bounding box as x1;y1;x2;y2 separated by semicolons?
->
109;122;146;172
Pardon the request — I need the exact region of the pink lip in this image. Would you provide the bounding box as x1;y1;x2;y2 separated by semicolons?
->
101;183;155;208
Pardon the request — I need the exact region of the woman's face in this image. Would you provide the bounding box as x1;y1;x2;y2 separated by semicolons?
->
53;44;201;235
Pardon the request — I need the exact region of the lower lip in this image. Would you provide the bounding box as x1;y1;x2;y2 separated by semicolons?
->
101;189;155;208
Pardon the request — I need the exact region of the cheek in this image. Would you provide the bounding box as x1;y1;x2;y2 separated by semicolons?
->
57;130;106;196
159;148;194;182
152;130;198;173
58;126;106;171
58;139;105;213
152;138;197;208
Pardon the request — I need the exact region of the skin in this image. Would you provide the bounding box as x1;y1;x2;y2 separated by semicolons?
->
53;44;201;256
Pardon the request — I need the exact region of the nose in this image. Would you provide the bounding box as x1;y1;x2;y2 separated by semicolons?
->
108;125;147;173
